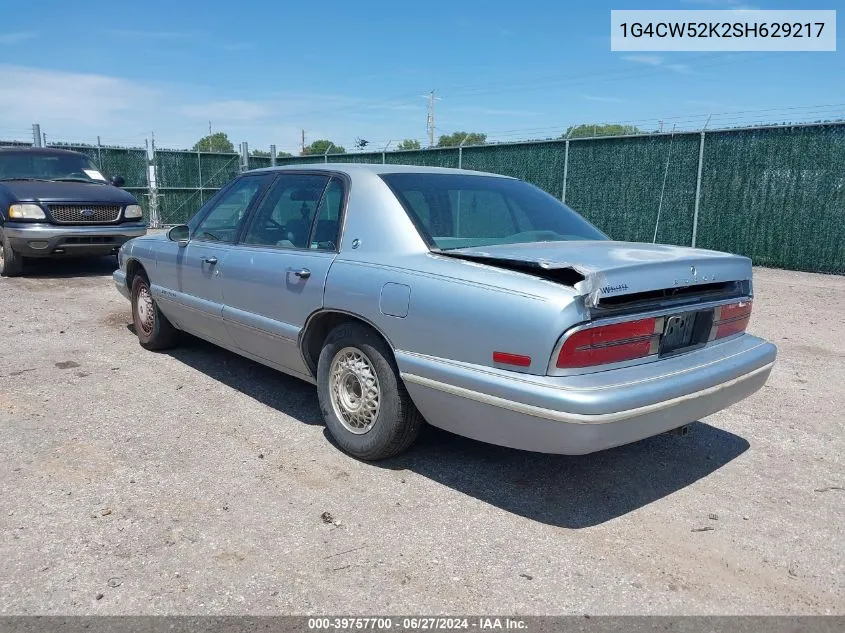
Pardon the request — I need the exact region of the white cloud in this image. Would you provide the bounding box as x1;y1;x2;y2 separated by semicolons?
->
623;55;664;66
0;65;427;154
582;94;628;103
181;100;275;122
623;55;691;73
0;32;36;45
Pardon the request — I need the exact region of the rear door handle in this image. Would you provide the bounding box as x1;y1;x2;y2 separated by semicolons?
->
202;256;218;265
294;268;311;279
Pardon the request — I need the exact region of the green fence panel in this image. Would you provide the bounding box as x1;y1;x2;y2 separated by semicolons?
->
324;153;383;164
565;134;700;246
460;141;568;197
155;150;241;189
247;156;273;170
383;148;460;168
697;125;845;273
158;188;206;226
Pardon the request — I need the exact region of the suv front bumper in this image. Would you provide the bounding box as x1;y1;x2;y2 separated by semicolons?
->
2;222;147;258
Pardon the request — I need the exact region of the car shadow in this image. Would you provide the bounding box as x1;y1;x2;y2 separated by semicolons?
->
165;334;324;426
373;422;749;528
162;333;749;528
21;256;117;278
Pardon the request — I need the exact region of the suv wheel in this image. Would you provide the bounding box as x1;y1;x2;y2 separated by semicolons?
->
0;231;24;277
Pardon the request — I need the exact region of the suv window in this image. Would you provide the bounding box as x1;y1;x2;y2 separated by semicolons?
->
243;174;332;249
193;176;266;243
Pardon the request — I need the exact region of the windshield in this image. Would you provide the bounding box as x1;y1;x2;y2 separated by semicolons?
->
381;173;607;250
0;151;105;182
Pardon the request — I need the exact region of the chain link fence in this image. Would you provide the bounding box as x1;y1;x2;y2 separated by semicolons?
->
3;123;844;273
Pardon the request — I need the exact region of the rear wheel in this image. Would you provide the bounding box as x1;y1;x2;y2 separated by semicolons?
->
0;231;24;277
130;274;178;350
317;322;424;460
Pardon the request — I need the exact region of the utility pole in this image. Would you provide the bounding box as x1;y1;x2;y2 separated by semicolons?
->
301;129;306;154
426;90;438;148
658;120;664;133
209;121;212;135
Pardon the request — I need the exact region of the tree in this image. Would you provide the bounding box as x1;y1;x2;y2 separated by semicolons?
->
436;132;487;147
275;150;293;158
561;124;642;139
397;139;421;150
192;132;235;153
251;149;271;157
302;139;346;155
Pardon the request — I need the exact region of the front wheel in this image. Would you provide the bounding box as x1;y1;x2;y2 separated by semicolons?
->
317;323;424;460
0;231;24;277
130;274;178;350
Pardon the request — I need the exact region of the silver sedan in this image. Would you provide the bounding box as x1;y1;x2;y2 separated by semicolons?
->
113;164;777;460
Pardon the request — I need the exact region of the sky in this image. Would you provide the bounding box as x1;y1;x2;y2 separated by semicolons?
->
0;0;842;154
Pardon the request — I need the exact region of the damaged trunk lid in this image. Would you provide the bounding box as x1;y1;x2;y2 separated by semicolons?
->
440;240;753;314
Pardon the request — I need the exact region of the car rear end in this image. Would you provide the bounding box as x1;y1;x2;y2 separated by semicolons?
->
400;285;776;454
376;168;777;454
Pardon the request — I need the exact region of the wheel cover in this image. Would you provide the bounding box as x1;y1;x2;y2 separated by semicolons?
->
0;242;5;272
135;285;155;335
329;346;381;434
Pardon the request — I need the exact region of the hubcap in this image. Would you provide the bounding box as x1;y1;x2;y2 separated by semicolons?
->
329;346;381;434
135;285;155;335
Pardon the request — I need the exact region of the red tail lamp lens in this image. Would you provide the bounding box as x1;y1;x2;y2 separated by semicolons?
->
556;317;658;368
714;300;752;339
493;352;532;367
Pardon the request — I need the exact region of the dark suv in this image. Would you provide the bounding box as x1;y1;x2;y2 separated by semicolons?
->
0;147;147;276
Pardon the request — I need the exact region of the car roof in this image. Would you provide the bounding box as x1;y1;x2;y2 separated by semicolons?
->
0;146;87;157
247;162;515;179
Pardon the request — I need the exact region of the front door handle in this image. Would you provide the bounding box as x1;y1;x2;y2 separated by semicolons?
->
202;256;218;265
294;268;311;279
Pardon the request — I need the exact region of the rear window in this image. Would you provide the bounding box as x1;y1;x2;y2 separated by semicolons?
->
381;173;606;250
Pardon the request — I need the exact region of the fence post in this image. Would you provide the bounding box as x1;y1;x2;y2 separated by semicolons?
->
691;130;706;247
96;135;103;168
32;123;42;147
270;144;277;167
197;150;204;205
146;138;160;228
240;142;249;171
561;139;570;203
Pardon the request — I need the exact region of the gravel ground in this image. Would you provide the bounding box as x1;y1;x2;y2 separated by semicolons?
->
0;259;842;615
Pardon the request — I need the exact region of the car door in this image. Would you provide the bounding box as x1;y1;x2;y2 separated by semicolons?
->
153;174;273;347
221;173;345;377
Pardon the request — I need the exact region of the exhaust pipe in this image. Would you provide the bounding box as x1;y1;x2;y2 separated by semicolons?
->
669;424;693;437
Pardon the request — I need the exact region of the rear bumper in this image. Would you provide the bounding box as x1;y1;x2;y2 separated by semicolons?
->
3;222;147;257
397;334;777;454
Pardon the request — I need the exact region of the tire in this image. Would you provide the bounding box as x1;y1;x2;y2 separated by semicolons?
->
0;230;24;277
130;274;178;350
317;322;424;460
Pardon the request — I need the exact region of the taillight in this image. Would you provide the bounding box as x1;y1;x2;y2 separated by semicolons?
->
556;317;659;369
712;300;752;340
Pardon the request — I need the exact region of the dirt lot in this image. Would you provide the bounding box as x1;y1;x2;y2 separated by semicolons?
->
0;259;842;615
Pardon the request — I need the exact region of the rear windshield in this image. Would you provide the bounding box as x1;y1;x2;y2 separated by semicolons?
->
381;172;606;250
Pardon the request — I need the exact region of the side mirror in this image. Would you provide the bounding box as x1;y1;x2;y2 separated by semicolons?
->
110;175;125;188
167;225;190;247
